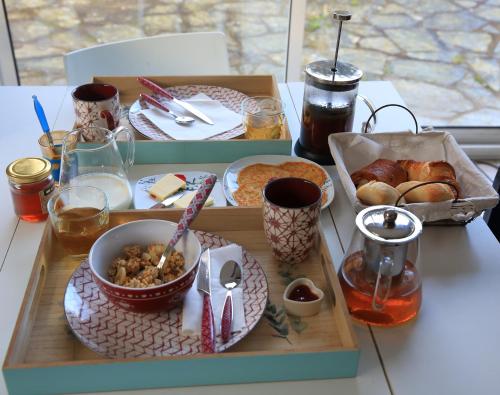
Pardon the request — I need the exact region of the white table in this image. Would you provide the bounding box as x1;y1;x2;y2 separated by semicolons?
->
0;82;498;395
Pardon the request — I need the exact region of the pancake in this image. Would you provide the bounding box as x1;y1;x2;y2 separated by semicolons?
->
233;182;264;206
278;161;327;187
237;164;290;187
234;160;329;207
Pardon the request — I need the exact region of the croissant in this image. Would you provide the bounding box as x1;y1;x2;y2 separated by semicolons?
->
396;181;456;203
351;159;407;188
356;181;404;206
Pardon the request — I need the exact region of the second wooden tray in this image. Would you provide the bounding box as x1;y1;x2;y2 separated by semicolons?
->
95;75;293;164
3;207;359;395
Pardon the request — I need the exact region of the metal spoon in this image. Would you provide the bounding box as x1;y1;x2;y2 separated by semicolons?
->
140;93;195;125
220;260;242;343
156;174;217;281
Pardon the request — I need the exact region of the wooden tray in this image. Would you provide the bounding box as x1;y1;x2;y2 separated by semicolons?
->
93;75;293;164
3;208;359;395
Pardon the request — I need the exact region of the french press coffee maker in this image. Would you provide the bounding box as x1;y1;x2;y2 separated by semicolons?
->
338;205;423;327
295;10;375;165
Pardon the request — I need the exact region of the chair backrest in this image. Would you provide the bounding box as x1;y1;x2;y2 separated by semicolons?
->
64;32;230;85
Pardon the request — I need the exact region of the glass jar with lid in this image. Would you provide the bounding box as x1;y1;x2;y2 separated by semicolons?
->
6;157;55;222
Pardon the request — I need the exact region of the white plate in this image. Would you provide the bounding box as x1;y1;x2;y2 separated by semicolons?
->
133;171;227;209
223;155;334;210
128;85;248;141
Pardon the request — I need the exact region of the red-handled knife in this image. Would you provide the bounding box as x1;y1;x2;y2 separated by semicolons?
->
138;77;214;125
197;248;215;353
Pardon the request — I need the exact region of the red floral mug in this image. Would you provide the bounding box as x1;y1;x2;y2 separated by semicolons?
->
263;177;322;264
72;83;121;135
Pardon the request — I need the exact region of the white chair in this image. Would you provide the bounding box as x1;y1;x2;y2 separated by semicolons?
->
64;32;230;85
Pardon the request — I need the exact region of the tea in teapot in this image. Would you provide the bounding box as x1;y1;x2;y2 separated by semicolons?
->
338;206;423;327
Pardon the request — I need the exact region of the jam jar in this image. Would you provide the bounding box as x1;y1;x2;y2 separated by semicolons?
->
6;157;55;222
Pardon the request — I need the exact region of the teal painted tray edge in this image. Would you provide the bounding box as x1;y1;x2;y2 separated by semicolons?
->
4;350;359;395
119;140;293;164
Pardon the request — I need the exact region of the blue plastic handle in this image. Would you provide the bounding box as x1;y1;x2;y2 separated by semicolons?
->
32;95;50;134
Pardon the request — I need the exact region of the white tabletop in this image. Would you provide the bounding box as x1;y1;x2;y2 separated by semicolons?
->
0;82;498;395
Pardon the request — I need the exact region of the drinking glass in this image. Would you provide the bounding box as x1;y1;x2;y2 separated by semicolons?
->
47;186;109;254
241;96;285;140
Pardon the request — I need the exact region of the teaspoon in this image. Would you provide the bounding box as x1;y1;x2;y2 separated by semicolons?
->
220;260;242;343
140;93;195;125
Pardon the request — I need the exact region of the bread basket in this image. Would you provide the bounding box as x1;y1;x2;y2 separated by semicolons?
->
329;128;499;225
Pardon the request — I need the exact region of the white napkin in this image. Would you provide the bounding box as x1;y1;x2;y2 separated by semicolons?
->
140;93;242;140
182;244;245;337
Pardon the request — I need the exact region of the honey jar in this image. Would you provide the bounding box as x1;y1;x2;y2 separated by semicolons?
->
6;157;55;222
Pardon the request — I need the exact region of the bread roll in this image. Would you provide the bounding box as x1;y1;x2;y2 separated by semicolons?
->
351;159;407;188
356;181;404;206
397;160;456;182
396;181;456;203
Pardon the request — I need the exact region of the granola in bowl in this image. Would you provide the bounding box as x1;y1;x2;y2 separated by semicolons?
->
108;244;185;288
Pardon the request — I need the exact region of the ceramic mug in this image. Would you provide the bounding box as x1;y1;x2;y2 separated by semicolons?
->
263;177;322;264
72;83;121;135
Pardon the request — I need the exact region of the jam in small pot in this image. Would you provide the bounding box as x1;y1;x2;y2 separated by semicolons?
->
288;284;319;302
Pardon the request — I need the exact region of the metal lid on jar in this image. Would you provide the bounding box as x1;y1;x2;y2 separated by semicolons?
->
6;157;52;184
355;205;422;245
305;60;363;86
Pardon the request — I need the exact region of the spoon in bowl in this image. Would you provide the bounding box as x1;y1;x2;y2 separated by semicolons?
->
156;174;217;281
220;260;242;343
140;93;195;125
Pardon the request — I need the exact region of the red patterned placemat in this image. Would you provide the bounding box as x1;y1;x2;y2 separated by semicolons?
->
128;85;248;141
64;230;268;358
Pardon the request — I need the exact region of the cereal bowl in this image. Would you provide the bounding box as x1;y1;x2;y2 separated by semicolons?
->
89;219;202;313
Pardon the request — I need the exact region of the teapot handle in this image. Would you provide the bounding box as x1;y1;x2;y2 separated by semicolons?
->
372;256;394;311
113;126;135;170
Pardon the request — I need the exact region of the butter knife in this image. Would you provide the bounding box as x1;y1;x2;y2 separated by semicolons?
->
150;190;185;209
197;248;215;353
138;77;215;125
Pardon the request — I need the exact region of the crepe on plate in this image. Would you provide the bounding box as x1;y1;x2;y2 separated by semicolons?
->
234;161;328;207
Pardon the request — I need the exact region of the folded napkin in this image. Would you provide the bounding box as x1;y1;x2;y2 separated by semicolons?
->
141;93;242;140
182;244;245;337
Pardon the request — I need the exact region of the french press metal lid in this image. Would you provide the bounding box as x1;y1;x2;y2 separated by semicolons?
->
305;60;363;90
356;205;422;277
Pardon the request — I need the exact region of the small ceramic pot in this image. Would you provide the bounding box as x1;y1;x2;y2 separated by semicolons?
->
283;278;324;317
263;177;322;264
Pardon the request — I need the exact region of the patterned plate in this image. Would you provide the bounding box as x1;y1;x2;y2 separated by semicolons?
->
223;155;335;210
129;85;249;141
64;231;268;358
133;172;227;209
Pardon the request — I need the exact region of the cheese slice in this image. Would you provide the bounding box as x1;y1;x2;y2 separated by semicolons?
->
173;191;214;209
148;174;186;201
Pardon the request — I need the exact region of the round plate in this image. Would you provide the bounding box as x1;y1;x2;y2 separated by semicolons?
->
133;172;227;209
223;155;334;210
64;231;268;358
129;85;249;141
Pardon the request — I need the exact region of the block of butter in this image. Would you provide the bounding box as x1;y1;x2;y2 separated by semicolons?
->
173;191;214;209
148;174;186;201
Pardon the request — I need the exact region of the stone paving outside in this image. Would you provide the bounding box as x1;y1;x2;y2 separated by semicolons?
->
4;0;500;126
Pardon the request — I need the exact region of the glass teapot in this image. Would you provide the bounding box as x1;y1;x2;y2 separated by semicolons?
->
338;205;423;327
59;126;135;210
